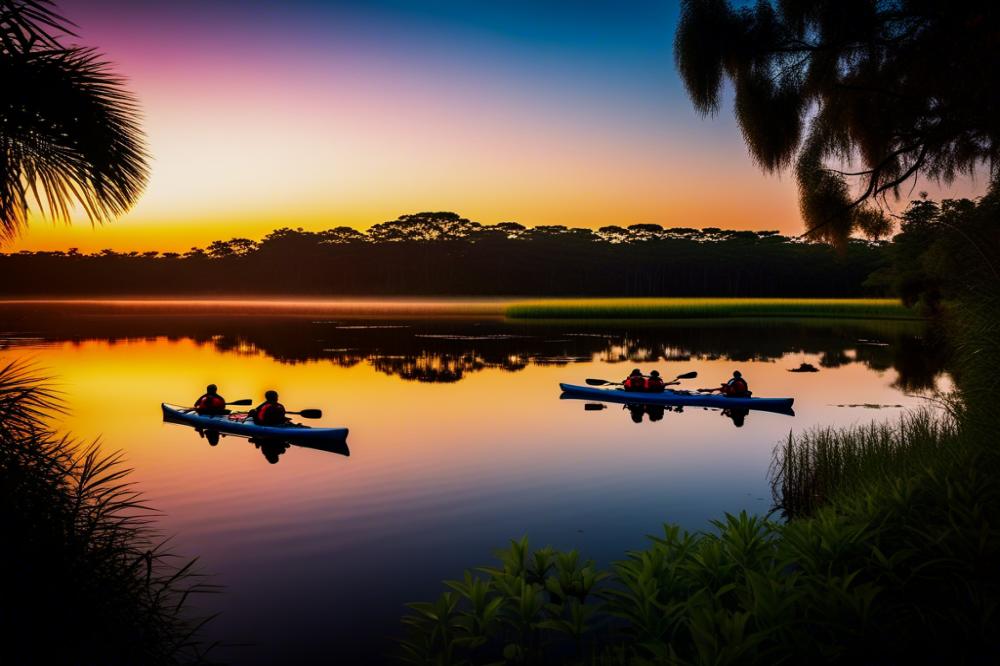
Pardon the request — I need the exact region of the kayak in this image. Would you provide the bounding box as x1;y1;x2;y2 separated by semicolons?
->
558;384;794;415
161;403;349;443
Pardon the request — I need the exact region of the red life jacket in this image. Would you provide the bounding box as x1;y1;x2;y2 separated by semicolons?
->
254;401;286;425
723;378;749;396
644;377;665;393
623;375;645;391
195;394;226;414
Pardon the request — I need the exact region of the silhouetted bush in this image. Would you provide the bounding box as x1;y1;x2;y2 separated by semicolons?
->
0;362;214;665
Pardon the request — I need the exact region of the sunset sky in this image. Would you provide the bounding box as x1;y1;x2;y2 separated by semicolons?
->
12;0;985;252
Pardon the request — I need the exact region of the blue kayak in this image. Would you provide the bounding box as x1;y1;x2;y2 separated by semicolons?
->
559;384;794;415
161;403;349;443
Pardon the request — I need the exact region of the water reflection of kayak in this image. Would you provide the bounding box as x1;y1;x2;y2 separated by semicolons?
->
161;403;350;444
558;384;794;415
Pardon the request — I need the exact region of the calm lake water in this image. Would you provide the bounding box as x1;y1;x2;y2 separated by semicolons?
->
0;301;947;664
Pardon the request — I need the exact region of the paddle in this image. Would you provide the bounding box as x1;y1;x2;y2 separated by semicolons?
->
286;409;322;419
585;371;698;387
176;398;253;408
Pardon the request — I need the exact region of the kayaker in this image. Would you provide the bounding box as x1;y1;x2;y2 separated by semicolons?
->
719;371;750;397
194;384;227;415
250;390;287;426
623;369;646;392
645;370;666;393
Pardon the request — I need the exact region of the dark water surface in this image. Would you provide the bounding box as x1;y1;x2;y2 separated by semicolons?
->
0;301;946;664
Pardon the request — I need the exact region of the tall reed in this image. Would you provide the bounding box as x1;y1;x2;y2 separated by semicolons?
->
769;409;960;518
0;361;215;665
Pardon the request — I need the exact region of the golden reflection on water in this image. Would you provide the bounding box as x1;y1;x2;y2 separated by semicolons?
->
23;335;928;511
0;315;941;662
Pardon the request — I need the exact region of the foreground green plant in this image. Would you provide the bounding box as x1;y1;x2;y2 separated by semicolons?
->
400;403;999;665
0;361;214;664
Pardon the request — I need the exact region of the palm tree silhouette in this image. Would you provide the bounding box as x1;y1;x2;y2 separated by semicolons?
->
0;0;148;243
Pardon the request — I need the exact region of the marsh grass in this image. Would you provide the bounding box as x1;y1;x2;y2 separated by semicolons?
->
505;298;917;320
0;360;215;664
770;409;961;518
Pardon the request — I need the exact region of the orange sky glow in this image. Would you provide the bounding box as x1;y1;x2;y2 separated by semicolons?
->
7;0;988;254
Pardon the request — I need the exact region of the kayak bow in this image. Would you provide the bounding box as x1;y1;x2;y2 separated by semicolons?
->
161;403;349;442
558;383;794;415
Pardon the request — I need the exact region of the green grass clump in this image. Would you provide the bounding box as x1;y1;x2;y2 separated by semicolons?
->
505;298;919;320
770;409;960;518
0;361;214;665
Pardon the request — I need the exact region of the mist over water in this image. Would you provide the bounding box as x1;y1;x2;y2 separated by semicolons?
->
0;301;946;663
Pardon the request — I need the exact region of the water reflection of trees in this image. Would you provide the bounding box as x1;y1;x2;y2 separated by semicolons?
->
0;306;947;389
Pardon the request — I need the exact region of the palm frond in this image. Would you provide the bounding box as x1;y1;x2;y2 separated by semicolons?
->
0;0;75;52
0;0;148;243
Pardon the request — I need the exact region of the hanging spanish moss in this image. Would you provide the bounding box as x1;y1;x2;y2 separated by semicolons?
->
675;0;1000;245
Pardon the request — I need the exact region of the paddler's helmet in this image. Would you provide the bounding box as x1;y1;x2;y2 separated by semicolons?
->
265;390;278;401
206;384;218;394
733;371;742;378
650;370;661;378
629;368;642;376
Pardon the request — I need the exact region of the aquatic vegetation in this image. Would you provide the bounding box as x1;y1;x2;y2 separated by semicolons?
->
0;361;214;664
770;409;960;518
506;298;918;320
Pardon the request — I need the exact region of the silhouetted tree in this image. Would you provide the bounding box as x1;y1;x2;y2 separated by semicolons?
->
627;223;665;241
318;226;365;244
207;237;257;258
0;214;890;297
367;212;482;242
872;188;1000;309
491;222;527;239
0;0;148;243
675;1;1000;244
206;240;235;258
597;225;628;243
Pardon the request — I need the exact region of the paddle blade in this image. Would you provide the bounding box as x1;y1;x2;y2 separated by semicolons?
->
675;371;698;380
295;409;323;419
228;399;253;406
585;378;613;386
584;403;607;411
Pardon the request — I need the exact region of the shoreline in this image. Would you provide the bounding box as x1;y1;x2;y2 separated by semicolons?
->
0;296;920;320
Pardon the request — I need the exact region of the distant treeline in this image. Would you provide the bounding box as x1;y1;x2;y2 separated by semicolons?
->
1;212;889;296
